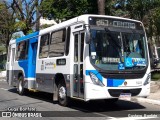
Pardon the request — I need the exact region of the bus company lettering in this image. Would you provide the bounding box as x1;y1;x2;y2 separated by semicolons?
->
45;62;54;66
45;62;56;69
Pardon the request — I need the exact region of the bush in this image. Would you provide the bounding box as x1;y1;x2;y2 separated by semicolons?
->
151;71;160;81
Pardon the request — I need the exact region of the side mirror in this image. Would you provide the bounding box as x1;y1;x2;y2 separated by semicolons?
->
85;25;91;44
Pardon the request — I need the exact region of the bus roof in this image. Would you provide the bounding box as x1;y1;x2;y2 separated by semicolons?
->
16;31;39;43
14;14;142;43
78;14;141;23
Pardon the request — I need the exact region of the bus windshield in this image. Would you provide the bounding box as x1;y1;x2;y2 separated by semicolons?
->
89;27;147;71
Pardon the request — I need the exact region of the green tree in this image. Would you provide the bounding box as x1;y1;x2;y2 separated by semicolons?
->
40;0;89;22
10;0;43;35
40;0;126;21
0;0;44;51
0;1;16;52
114;0;160;41
151;7;160;46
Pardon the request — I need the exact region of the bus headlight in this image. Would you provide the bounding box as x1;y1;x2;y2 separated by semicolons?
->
143;73;151;86
89;72;104;86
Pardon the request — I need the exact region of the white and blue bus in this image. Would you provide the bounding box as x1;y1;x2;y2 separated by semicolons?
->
6;15;150;106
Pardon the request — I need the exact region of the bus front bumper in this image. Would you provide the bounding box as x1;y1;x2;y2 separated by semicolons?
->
84;82;150;101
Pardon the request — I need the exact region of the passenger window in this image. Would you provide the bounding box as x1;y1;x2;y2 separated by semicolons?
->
39;34;49;58
80;33;84;62
65;27;71;56
49;29;66;57
16;41;28;60
74;34;78;62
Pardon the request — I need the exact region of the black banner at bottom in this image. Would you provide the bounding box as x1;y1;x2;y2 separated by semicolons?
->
0;111;160;118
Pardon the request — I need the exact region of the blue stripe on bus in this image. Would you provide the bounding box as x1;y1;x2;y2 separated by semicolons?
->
16;31;39;43
18;60;28;77
86;70;102;81
107;79;125;87
86;70;125;87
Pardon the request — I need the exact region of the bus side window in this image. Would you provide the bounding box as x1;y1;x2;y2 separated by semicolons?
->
65;27;71;56
16;41;28;60
80;33;84;62
74;34;78;62
39;34;49;58
49;29;66;57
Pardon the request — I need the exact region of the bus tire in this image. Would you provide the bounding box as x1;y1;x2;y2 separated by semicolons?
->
17;76;25;95
58;82;69;106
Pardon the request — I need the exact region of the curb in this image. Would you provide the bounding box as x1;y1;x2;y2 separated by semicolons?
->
133;97;160;106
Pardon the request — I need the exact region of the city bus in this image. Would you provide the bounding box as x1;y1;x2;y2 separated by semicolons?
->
6;14;150;106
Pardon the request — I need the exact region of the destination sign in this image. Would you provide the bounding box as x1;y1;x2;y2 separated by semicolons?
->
89;17;143;30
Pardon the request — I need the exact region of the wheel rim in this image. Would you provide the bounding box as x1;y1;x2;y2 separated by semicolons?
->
19;81;22;92
59;86;66;99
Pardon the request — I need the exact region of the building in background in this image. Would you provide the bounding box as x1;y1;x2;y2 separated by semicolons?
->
39;17;57;29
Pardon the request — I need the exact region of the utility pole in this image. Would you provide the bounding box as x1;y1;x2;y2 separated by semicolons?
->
97;0;105;15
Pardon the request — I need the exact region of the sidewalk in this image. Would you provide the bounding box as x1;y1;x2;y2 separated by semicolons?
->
133;80;160;106
0;71;6;79
148;81;160;100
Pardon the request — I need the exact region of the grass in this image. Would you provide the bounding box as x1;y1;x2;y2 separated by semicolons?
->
0;45;6;53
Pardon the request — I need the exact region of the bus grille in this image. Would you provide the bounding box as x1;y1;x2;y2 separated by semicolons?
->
108;88;142;97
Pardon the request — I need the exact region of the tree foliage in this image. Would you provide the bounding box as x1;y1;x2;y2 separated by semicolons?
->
10;0;43;35
40;0;89;22
40;0;115;21
0;1;16;50
0;0;43;51
113;0;160;44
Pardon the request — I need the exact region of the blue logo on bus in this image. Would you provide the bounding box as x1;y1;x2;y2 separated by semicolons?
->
118;62;125;70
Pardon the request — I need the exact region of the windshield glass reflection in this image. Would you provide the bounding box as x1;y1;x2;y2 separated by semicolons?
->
90;28;147;71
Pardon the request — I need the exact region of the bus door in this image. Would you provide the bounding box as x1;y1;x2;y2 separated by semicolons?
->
8;44;15;86
73;31;85;98
31;42;37;76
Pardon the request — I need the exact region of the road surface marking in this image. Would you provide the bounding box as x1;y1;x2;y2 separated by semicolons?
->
0;88;9;91
71;106;117;118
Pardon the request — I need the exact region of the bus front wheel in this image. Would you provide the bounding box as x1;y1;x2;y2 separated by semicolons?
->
58;82;69;106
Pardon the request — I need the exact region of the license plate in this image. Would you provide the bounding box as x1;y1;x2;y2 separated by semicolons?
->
119;93;131;101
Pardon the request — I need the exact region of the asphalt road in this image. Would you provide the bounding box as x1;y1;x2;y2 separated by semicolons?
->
0;79;160;120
